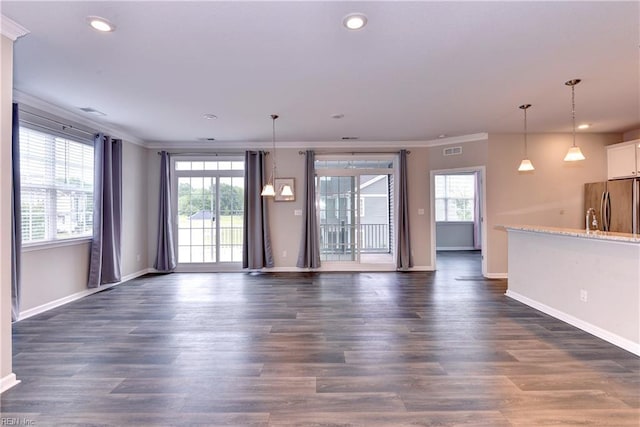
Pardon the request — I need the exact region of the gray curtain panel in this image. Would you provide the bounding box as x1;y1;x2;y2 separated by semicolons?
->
296;150;320;268
396;149;413;269
11;103;21;321
154;151;177;272
88;134;123;288
243;151;274;269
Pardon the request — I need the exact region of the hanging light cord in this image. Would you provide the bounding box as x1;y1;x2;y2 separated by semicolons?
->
523;106;528;156
271;114;278;182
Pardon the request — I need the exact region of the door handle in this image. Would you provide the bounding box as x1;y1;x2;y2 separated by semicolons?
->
600;192;606;231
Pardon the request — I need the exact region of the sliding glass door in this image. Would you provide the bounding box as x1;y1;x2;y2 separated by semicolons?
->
315;157;394;265
173;158;244;270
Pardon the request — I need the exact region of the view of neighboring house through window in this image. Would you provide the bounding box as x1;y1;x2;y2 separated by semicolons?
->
435;174;475;222
19;126;94;244
174;159;244;266
315;157;394;264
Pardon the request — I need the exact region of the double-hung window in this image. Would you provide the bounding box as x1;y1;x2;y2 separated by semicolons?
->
20;126;94;244
434;174;475;222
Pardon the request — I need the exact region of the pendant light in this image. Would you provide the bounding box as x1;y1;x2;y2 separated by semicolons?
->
563;79;586;162
261;114;293;198
517;104;535;172
261;114;279;197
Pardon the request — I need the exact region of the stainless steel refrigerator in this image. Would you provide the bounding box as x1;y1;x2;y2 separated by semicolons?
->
584;178;640;233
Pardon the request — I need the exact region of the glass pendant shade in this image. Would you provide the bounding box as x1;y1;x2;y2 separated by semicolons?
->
280;184;293;197
564;146;586;162
518;159;535;172
261;183;275;197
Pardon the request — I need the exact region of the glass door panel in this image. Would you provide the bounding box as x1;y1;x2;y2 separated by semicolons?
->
177;176;216;263
218;176;244;262
318;175;357;262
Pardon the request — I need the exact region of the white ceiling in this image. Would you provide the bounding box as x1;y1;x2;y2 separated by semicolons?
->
3;1;639;146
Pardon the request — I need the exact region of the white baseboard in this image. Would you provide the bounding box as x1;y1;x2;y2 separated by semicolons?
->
1;373;20;394
506;290;640;356
407;265;435;272
17;268;152;321
263;265;435;273
485;272;508;279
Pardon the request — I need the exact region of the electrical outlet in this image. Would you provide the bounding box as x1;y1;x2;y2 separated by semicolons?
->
282;250;287;258
136;254;141;262
580;289;588;302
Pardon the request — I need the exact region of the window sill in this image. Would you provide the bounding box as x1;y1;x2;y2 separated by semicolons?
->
22;237;92;252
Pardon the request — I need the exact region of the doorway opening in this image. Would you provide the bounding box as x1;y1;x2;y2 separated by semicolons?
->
430;167;486;276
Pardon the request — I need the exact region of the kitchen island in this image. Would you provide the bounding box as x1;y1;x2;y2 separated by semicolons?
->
505;225;640;355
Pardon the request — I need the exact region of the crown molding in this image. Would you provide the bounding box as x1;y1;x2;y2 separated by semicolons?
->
146;133;489;151
13;90;147;147
1;15;29;41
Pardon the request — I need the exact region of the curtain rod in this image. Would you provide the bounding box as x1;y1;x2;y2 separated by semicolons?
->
156;151;248;156
298;150;410;155
19;109;95;137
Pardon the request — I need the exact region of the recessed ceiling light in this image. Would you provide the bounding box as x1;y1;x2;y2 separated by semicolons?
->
203;114;217;120
87;16;115;32
577;123;591;130
439;134;447;138
343;13;367;30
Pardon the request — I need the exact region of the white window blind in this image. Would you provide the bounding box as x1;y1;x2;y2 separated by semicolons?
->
20;126;94;244
435;174;475;222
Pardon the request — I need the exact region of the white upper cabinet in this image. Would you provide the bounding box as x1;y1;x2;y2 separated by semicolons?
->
607;140;639;180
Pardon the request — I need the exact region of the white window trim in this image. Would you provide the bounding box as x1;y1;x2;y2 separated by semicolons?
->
19;125;95;245
22;236;92;252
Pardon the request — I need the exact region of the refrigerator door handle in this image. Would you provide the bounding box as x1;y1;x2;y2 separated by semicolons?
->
600;191;607;231
633;180;639;234
606;191;612;231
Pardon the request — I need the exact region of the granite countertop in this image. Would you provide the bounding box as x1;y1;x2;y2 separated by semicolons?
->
503;225;640;244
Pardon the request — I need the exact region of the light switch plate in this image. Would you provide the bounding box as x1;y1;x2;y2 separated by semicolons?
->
418;209;425;215
294;209;302;216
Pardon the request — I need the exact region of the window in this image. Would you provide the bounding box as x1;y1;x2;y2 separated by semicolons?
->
435;174;475;222
20;127;94;244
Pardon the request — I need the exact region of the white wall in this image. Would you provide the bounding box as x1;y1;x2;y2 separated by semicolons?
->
1;34;15;390
121;142;148;275
486;133;619;275
20;139;149;314
436;222;475;250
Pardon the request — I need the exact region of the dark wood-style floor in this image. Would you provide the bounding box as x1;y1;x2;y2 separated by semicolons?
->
2;251;639;426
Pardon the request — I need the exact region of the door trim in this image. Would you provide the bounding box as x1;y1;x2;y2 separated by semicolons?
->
429;166;487;277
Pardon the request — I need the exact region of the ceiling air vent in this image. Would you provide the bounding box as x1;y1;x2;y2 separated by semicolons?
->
443;146;462;156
